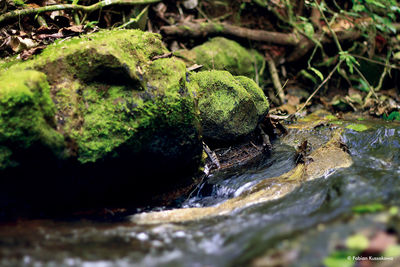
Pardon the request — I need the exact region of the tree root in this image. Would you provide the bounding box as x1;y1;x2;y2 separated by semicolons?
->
0;0;160;24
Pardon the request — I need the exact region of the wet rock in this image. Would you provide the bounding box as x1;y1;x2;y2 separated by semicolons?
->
189;70;269;141
0;29;203;212
175;37;265;79
130;114;353;225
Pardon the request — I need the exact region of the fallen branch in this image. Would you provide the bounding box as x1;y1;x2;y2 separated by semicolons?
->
161;22;300;46
0;0;160;24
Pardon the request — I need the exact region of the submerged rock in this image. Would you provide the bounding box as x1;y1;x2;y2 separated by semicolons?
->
0;29;203;211
175;37;265;79
189;70;269;141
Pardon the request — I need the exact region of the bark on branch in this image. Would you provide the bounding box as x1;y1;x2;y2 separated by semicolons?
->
161;22;300;46
0;0;160;24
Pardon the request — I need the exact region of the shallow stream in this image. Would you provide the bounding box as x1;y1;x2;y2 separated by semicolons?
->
1;117;399;267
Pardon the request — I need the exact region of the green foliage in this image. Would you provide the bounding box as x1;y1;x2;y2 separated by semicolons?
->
383;111;400;121
298;16;315;38
323;250;356;267
352;203;385;213
309;67;324;81
84;21;98;29
339;51;360;74
356;77;370;92
351;0;400;33
12;0;25;6
300;69;317;84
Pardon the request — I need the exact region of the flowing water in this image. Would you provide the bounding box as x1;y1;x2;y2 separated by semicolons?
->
0;118;399;267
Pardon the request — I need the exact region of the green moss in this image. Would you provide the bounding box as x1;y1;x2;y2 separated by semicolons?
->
190;37;265;79
189;70;261;140
179;25;192;31
1;29;202;177
234;76;269;119
10;29;168;84
346;234;369;251
145;57;187;96
0;70;64;169
213;23;224;32
74;57;199;163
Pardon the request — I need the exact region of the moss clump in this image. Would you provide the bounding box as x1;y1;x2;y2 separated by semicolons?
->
72;57;201;164
234;75;269;118
178;37;264;79
189;70;269;141
0;70;64;169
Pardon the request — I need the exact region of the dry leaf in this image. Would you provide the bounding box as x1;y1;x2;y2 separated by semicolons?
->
10;36;37;52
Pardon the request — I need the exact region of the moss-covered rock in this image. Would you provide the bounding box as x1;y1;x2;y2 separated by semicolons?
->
175;37;264;79
189;70;269;141
0;70;65;170
0;29;203;211
234;75;269;117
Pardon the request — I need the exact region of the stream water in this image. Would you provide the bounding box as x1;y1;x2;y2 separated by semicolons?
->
0;119;399;267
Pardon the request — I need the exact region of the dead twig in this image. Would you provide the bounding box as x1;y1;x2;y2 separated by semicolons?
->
266;52;285;104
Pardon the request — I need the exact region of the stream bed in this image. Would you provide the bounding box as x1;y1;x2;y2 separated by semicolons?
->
1;116;400;267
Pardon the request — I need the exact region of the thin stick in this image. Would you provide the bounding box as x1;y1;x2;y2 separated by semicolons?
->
314;0;343;52
266;53;285;104
297;59;343;114
351;54;400;70
0;0;160;23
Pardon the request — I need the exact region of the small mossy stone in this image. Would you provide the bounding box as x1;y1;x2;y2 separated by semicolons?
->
190;70;264;141
234;75;269;120
0;70;64;169
179;37;264;79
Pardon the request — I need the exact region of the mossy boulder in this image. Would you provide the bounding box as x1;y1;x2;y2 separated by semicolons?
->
189;70;269;141
175;37;264;79
0;70;65;170
0;29;203;211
